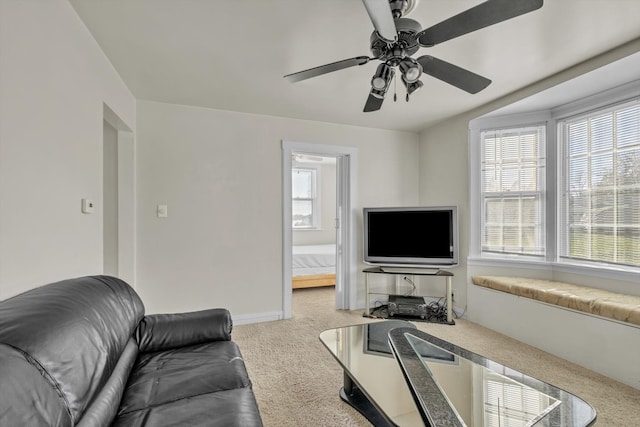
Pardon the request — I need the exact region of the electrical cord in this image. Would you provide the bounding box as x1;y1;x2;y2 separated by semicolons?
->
426;297;448;322
402;276;416;296
452;305;467;319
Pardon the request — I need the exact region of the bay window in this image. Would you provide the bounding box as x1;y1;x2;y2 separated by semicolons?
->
472;91;640;275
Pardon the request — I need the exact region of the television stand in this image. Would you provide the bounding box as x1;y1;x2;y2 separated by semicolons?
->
363;266;454;324
380;266;441;275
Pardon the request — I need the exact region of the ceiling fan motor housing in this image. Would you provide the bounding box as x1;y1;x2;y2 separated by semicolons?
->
370;17;421;63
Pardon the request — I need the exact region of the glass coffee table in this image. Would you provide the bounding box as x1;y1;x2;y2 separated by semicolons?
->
319;321;596;427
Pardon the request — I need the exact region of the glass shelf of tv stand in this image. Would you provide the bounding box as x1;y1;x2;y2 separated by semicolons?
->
363;267;454;324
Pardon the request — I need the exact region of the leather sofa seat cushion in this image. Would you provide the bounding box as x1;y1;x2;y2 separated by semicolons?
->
112;388;262;427
117;341;252;415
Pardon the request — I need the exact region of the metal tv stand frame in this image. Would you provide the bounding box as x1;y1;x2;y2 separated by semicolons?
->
363;266;454;324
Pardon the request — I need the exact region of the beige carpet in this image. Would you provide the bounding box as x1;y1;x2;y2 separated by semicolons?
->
233;287;640;426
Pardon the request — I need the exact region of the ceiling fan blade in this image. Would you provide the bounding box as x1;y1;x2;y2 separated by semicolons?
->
417;55;491;94
362;0;398;43
284;56;372;83
417;0;543;47
364;91;385;112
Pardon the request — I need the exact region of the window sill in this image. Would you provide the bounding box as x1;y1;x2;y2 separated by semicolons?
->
467;256;640;283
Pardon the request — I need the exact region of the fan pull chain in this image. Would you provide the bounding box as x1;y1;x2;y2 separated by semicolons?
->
393;74;397;102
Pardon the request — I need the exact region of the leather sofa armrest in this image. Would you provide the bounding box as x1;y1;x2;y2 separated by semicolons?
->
135;308;232;353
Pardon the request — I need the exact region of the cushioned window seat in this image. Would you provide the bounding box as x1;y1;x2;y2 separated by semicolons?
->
471;275;640;327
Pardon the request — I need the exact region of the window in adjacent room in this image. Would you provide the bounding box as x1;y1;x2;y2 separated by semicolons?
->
558;100;640;268
480;125;547;257
292;167;319;229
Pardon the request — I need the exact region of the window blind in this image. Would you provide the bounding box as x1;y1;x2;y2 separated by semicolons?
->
559;100;640;268
484;371;558;427
480;125;546;256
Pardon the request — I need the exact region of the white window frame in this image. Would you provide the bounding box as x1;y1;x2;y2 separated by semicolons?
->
469;81;640;281
479;124;547;258
470;111;555;265
557;98;640;269
292;164;321;230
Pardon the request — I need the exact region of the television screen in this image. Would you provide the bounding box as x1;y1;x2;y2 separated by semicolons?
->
363;320;416;358
363;206;458;267
364;322;457;365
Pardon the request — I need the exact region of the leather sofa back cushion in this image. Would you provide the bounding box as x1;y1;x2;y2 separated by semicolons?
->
0;344;72;426
136;308;232;353
0;276;145;424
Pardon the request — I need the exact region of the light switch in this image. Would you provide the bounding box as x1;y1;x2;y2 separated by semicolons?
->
157;204;168;218
82;199;95;214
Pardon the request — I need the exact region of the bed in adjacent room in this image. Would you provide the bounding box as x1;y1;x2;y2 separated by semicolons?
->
292;244;336;289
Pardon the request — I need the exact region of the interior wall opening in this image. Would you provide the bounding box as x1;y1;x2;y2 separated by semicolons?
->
103;119;119;276
291;153;338;304
102;103;135;284
282;141;359;319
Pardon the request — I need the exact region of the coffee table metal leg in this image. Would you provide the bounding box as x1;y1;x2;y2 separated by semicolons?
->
340;372;395;427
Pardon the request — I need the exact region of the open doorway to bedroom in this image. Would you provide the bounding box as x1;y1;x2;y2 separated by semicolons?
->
282;141;358;319
291;154;337;293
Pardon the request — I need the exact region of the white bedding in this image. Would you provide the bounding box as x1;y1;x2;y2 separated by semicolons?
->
292;244;336;277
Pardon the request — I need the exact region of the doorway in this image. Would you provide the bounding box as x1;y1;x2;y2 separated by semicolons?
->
282;141;358;319
103;119;119;276
291;153;337;296
102;103;135;283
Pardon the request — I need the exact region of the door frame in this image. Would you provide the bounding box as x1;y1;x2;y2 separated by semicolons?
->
282;141;358;318
103;103;135;284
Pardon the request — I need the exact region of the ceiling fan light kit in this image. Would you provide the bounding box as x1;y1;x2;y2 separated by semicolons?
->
399;58;422;83
284;0;544;112
371;63;394;91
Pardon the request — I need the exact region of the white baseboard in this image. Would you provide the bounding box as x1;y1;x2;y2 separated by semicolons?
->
468;285;640;390
232;311;283;326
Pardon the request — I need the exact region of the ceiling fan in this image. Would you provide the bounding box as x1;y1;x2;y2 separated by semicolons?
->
284;0;543;112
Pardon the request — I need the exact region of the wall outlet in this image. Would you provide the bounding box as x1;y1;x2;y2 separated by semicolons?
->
81;198;95;214
157;204;168;218
452;289;456;302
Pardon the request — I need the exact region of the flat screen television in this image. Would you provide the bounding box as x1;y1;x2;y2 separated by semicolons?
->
363;206;458;267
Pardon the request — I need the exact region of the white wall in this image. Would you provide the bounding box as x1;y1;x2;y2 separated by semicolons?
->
135;100;419;316
103;120;119;276
0;0;136;299
418;40;640;311
417;42;640;388
416;118;471;309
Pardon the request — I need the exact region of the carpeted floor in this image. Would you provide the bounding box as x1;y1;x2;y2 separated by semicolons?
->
233;286;640;426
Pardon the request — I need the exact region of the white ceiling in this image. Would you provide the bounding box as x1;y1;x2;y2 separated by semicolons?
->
68;0;640;132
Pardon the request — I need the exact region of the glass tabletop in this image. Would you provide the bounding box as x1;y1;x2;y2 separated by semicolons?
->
319;321;424;425
388;328;597;427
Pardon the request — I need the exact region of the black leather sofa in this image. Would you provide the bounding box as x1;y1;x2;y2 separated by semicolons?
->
0;275;263;426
